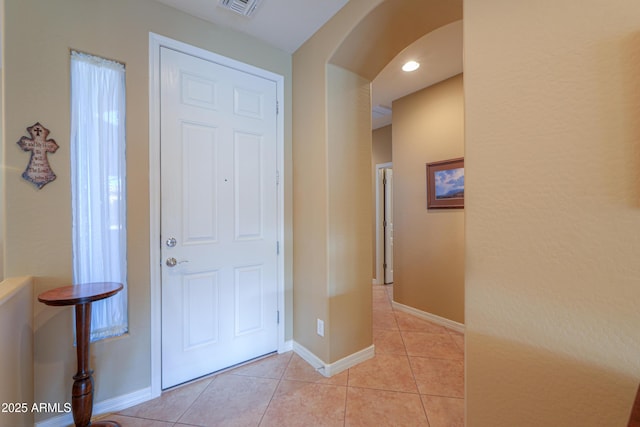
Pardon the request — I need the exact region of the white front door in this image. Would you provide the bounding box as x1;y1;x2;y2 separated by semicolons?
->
160;47;279;388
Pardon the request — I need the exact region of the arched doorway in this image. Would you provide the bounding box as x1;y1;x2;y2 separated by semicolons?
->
291;0;463;369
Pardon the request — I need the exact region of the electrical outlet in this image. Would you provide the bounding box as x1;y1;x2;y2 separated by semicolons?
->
317;319;324;337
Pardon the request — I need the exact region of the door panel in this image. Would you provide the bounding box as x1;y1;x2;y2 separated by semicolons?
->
235;132;264;240
183;272;219;349
235;265;264;335
160;47;278;388
182;123;219;243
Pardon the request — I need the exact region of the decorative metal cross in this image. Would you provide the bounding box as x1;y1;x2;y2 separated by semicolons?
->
17;122;59;189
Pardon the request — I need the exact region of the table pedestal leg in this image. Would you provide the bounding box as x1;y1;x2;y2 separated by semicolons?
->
73;303;93;427
72;303;121;427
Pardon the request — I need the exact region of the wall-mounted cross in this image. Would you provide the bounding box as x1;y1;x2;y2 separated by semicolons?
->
17;122;59;189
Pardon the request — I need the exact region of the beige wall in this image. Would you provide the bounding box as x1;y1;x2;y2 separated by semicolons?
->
3;0;292;422
371;125;392;279
372;125;393;167
465;0;640;425
327;64;372;361
392;74;464;323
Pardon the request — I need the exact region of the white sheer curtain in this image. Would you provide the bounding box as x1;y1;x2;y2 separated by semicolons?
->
70;51;128;342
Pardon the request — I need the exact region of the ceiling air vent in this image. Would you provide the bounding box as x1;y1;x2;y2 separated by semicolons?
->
219;0;263;17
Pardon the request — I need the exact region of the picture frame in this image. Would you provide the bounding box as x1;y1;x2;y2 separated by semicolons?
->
426;157;464;209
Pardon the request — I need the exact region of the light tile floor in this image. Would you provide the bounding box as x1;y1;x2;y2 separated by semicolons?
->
104;284;464;426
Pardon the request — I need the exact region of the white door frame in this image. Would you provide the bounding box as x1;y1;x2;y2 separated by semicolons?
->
374;162;392;286
148;33;286;398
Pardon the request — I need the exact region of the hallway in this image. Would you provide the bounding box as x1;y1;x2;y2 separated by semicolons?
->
105;284;464;426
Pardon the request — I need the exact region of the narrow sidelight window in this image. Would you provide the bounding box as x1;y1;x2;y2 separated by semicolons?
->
70;51;128;341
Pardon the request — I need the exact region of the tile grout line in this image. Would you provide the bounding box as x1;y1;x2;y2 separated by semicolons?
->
347;385;422;395
257;354;291;426
175;375;220;426
395;305;430;420
397;308;434;425
343;360;353;426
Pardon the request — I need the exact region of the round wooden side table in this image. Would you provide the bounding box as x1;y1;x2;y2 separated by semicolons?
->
38;282;124;427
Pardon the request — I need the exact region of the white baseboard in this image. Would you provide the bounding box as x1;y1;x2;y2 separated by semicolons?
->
35;387;153;427
292;341;325;372
319;345;374;377
392;301;465;333
94;386;153;416
279;339;293;353
292;341;375;378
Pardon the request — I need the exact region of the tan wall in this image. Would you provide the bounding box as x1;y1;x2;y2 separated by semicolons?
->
327;64;372;361
371;125;392;279
3;0;292;422
465;0;640;425
392;74;464;323
372;125;393;166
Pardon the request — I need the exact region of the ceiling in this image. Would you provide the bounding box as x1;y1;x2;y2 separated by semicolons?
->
153;0;349;54
152;0;463;129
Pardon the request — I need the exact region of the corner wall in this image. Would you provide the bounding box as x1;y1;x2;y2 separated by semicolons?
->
465;0;640;425
327;64;372;361
292;0;462;367
292;0;382;364
0;277;33;427
0;0;4;281
0;70;3;282
392;74;464;323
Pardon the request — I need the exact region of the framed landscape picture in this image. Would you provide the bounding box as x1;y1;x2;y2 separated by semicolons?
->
426;157;464;209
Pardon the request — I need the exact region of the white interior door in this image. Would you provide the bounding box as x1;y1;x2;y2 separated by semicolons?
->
384;168;394;284
160;47;278;388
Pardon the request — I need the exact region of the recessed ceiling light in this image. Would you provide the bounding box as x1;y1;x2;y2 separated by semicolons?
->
402;60;420;72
